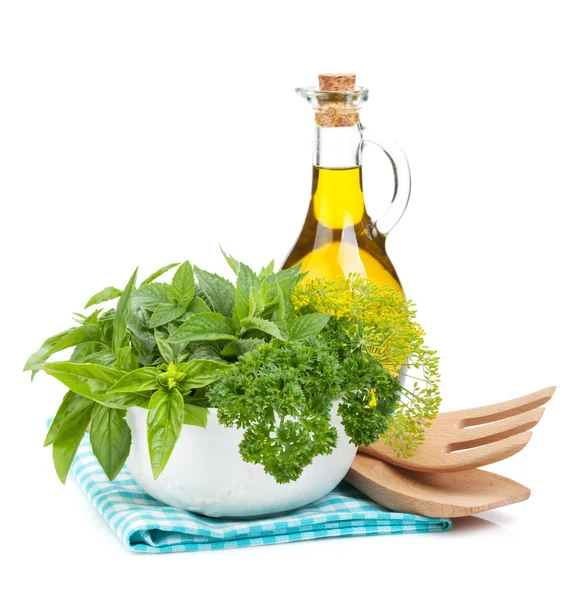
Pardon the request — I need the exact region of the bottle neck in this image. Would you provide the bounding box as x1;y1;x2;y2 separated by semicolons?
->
313;124;363;168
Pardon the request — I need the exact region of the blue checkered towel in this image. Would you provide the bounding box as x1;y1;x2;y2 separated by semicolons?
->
67;430;451;553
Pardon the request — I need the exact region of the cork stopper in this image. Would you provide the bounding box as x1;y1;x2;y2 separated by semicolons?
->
318;73;356;92
315;72;360;128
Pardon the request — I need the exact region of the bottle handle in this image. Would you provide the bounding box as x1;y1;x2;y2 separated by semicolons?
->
361;138;411;234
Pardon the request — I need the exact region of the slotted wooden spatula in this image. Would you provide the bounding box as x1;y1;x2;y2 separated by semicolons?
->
359;386;555;472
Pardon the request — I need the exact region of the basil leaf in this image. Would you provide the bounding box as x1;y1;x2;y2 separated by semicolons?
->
235;263;259;321
132;283;170;310
43;361;122;402
240;317;287;340
113;267;138;351
115;346;140;371
154;330;174;364
183;404;208;428
84;286;122;309
73;348;117;366
194;266;235;318
168;313;237;344
108;367;159;394
149;303;186;328
24;325;101;375
90;404;131;480
52;399;95;483
147;388;184;479
178;359;232;390
290;313;331;341
171;260;195;308
141;263;180;286
45;392;92;447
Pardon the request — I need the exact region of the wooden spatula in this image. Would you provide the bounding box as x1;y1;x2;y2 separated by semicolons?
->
345;453;531;518
359;386;555;472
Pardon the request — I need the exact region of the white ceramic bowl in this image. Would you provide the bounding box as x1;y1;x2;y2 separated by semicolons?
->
125;404;357;517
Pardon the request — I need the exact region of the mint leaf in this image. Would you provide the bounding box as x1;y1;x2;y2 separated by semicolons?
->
147;387;184;479
171;260;195;307
85;286;122;309
258;259;275;279
183;404;208;428
194;266;235;318
220;248;240;275
108;367;159;394
234;263;260;321
221;338;264;358
90;404;131;480
113;267;138;351
149;303;186;328
141;263;180;286
186;296;210;315
168;313;236;344
290;313;331;341
240;316;286;340
132;283;170;310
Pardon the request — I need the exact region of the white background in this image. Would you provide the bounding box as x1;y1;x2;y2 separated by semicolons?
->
1;1;576;598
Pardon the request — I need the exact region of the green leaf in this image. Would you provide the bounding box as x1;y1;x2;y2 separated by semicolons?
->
154;330;174;364
258;259;275;279
24;325;101;375
73;348;117;366
127;306;156;356
132;283;170;310
194;266;235;318
42;362;145;408
234;263;260;321
221;338;264;358
171;260;195;307
141;263;180;286
45;392;93;447
240;317;287;340
52;400;95;483
113;267;138;351
178;359;232;389
188;343;228;363
168;313;237;344
147;388;184;479
183;404;208;428
149;303;186;328
84;286;122;309
186;296;211;315
108;367;159;394
90;404;131;480
220;247;240;275
115;346;140;371
290;313;331;341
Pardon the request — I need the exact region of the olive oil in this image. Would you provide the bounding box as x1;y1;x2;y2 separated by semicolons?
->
283;165;403;292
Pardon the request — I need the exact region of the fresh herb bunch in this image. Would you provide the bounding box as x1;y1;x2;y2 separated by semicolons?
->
25;254;441;485
292;275;442;456
25;256;331;483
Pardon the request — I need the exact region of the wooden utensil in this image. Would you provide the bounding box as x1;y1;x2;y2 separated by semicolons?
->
359;386;555;472
346;453;531;518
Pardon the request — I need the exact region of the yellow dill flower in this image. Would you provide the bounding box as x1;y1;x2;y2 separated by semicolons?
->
292;275;441;457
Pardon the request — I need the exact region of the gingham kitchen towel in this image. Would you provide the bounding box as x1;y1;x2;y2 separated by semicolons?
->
67;430;451;553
